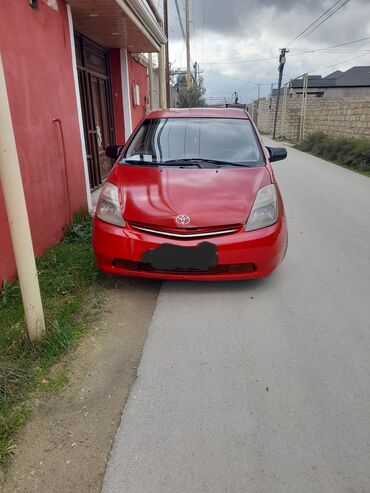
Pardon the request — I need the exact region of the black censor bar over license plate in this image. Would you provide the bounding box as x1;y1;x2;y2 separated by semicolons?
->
141;242;218;271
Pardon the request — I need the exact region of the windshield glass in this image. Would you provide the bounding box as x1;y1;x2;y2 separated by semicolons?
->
121;118;264;167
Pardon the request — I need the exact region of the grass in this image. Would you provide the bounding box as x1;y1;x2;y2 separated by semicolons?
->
296;132;370;176
0;214;101;469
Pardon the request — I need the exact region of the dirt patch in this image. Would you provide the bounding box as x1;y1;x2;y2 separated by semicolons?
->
1;277;160;493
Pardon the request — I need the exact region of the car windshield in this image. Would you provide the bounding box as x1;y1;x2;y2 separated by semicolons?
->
121;118;264;167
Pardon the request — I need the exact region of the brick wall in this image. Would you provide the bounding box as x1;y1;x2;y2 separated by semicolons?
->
254;95;370;142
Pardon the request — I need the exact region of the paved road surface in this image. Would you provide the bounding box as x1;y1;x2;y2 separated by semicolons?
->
102;142;370;493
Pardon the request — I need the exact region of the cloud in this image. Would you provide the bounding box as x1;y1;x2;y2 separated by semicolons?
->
166;0;370;102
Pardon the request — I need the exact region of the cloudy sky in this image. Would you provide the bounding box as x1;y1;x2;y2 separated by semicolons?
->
159;0;370;103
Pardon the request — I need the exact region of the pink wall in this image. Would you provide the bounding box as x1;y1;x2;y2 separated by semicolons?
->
0;0;87;282
127;54;149;129
109;49;126;145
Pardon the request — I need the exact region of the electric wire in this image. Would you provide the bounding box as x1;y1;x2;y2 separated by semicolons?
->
286;0;351;47
289;35;370;52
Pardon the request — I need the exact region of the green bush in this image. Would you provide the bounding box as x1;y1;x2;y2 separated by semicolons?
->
297;132;370;174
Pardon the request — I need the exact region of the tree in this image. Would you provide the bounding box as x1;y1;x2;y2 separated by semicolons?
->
176;76;206;108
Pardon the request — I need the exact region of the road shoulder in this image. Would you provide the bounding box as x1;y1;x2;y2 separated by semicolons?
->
2;277;160;493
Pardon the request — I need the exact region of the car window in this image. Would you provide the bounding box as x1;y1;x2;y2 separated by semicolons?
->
122;118;264;166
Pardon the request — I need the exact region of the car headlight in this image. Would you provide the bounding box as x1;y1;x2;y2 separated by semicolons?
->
245;184;277;231
96;182;126;227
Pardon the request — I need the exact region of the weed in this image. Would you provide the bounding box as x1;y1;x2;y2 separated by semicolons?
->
297;132;370;176
0;215;101;468
0;281;20;307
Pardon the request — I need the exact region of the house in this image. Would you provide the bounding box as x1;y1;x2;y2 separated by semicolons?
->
272;66;370;100
0;0;167;282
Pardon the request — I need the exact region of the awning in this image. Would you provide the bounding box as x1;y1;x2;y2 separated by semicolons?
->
68;0;167;52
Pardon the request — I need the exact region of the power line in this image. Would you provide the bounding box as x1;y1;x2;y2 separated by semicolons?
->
200;49;370;66
244;85;260;96
284;39;370;79
299;0;351;42
284;50;370;86
201;48;278;62
289;35;370;52
290;50;370;54
200;55;277;65
199;35;370;67
203;69;272;86
174;0;186;41
206;85;239;96
311;51;370;73
287;0;351;47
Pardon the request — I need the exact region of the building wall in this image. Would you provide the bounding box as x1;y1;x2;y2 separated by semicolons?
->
127;54;148;129
255;95;370;142
109;49;126;145
0;0;87;281
290;86;370;100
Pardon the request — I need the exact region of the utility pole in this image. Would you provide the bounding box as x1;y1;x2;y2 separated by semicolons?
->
256;83;261;126
281;82;289;138
163;0;171;108
0;55;45;341
185;0;191;90
272;48;288;140
299;74;309;142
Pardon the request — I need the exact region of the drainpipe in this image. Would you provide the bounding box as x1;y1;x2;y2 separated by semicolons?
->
148;53;154;110
0;54;45;341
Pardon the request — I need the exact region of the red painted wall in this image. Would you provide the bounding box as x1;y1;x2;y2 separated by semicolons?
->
127;54;149;129
109;49;125;145
0;0;87;282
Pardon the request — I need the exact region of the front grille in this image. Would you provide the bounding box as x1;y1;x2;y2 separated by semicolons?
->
113;258;256;275
128;221;241;239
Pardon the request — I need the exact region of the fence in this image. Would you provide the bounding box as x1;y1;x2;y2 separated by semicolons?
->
250;94;370;142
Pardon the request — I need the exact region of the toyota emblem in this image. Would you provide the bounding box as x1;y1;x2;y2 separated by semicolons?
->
176;215;191;226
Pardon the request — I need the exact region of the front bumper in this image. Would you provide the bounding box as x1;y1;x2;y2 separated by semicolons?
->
93;218;287;281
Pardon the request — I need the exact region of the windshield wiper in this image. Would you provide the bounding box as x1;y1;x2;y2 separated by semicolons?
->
163;158;252;167
123;159;158;166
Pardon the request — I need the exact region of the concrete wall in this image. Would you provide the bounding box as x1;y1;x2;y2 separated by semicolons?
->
291;86;370;100
254;94;370;142
0;0;87;282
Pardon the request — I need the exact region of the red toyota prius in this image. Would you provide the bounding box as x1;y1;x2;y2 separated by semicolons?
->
93;108;288;281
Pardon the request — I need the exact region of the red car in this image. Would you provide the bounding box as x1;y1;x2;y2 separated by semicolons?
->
93;108;287;281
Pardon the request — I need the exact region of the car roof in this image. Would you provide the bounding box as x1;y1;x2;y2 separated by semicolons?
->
146;107;250;120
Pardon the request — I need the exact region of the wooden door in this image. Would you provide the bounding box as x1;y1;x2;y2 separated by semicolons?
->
75;33;115;189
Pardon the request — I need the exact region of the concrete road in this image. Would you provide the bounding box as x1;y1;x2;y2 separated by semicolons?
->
102;143;370;493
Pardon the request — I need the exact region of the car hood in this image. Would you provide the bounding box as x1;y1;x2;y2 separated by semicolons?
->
109;165;271;228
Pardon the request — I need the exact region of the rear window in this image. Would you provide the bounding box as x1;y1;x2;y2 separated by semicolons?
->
122;118;264;166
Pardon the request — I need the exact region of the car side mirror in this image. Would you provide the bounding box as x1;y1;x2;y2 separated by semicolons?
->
105;145;123;160
266;146;287;162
